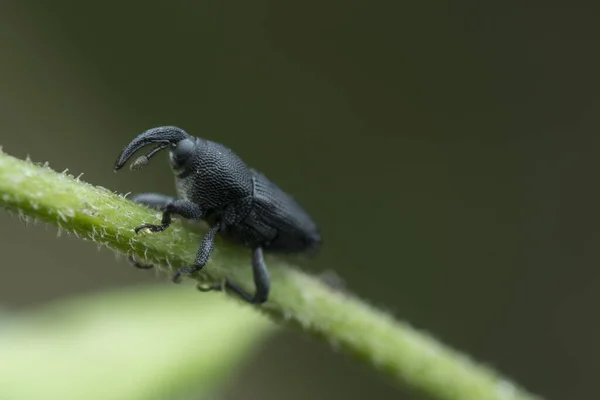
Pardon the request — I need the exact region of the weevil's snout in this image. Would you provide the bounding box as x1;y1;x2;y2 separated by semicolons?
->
113;126;190;171
168;138;196;171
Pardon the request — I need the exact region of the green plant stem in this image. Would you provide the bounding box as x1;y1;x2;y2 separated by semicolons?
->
0;150;543;400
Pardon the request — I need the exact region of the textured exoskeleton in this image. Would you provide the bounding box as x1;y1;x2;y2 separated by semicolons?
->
113;126;322;304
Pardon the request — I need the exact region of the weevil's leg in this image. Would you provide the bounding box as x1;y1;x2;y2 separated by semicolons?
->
202;247;270;304
127;255;154;269
126;194;162;270
244;247;270;303
129;193;175;210
171;223;220;283
134;199;203;234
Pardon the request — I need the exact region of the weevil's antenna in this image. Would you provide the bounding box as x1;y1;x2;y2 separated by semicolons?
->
113;126;189;171
129;143;169;170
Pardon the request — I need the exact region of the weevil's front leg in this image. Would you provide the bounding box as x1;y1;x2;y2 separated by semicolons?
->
199;247;270;304
134;198;203;234
171;223;220;283
125;193;178;271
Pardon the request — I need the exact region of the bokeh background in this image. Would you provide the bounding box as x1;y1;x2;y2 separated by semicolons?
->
1;2;599;399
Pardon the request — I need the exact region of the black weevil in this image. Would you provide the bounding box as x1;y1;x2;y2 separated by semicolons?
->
114;126;322;304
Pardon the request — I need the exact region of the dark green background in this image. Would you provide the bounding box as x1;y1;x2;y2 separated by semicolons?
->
1;2;598;399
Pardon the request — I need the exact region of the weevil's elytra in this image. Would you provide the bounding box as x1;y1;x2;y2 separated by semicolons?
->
114;126;322;304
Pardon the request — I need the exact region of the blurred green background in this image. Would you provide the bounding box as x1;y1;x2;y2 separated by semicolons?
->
1;2;598;399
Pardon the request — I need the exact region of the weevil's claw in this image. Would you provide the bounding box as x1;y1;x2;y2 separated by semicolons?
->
134;223;166;234
171;271;183;283
171;265;203;283
127;256;154;269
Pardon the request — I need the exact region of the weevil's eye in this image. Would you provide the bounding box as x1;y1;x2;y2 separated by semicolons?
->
170;138;195;166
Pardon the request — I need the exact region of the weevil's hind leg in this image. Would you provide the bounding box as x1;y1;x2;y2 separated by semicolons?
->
129;193;175;210
202;247;270;304
171;223;220;283
127;255;154;269
134;198;203;234
249;247;270;303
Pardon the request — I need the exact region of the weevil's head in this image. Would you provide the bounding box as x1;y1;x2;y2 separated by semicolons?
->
113;126;198;174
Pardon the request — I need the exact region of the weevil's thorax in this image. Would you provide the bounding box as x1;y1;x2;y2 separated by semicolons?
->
169;137;253;210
